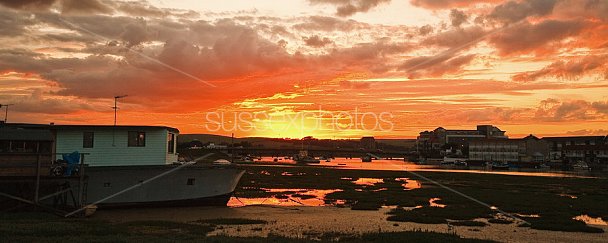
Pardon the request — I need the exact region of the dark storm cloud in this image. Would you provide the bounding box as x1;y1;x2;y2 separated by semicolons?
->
293;16;369;32
512;55;607;81
488;0;558;23
0;0;112;14
449;9;468;27
534;99;597;121
488;19;587;56
399;54;476;78
0;9;37;36
410;0;502;9
61;0;112;14
422;26;486;48
0;0;56;10
418;24;433;35
591;101;608;115
303;35;333;47
308;0;391;17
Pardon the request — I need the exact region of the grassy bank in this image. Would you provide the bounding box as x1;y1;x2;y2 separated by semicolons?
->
0;212;492;242
236;164;608;233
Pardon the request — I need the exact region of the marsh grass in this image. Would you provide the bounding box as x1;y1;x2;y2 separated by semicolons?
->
340;230;496;243
487;218;513;224
120;220;215;235
523;216;604;233
0;212;494;242
194;218;268;225
450;220;488;227
237;165;608;233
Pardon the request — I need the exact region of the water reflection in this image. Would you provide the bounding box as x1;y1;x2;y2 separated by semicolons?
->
429;198;446;208
395;178;422;190
228;188;341;207
351;178;384;186
573;215;608;226
403;205;423;211
247;157;595;178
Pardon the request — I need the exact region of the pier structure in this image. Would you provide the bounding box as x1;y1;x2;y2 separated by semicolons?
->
0;152;91;217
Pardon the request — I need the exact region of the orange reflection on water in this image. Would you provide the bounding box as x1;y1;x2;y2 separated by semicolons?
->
352;178;384;186
516;213;540;218
395;178;422;190
245;158;597;178
228;189;342;207
429;198;446;208
559;193;578;199
574;215;608;226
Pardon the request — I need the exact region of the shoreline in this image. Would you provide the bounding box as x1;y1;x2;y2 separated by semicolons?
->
233;161;604;179
93;205;608;243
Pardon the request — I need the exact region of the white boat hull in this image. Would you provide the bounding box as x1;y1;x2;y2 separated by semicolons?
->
84;165;245;207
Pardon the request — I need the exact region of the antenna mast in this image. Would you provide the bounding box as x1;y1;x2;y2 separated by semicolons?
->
113;95;128;126
112;95;127;146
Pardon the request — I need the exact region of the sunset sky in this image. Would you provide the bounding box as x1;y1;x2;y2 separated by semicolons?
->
1;0;607;138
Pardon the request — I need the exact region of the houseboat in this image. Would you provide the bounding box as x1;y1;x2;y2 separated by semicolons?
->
1;123;245;208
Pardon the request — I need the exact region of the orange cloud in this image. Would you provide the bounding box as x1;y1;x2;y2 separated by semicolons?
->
410;0;503;10
1;0;608;138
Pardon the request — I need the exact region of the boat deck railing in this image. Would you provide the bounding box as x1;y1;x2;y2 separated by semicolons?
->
0;153;90;217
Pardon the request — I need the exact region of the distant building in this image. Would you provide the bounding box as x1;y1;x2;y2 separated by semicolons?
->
360;136;376;151
518;135;549;163
542;136;607;163
563;144;608;166
469;138;519;163
206;143;228;149
468;135;548;163
417;125;507;158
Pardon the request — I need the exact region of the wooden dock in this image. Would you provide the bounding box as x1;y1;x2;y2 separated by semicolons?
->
0;153;91;217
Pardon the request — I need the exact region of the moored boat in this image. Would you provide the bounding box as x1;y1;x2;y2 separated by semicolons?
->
85;164;245;207
294;150;320;164
572;161;590;171
440;160;468;168
1;123;246;208
489;162;510;170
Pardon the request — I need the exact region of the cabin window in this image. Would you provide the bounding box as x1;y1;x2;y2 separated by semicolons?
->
0;141;49;153
9;141;38;152
0;141;9;152
83;132;94;148
167;133;175;154
128;131;146;147
39;142;51;153
187;178;195;185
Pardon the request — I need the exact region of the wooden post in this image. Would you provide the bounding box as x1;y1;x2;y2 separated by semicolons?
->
77;153;85;209
34;154;41;203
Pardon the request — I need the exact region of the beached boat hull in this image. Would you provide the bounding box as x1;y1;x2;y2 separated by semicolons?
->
84;165;245;207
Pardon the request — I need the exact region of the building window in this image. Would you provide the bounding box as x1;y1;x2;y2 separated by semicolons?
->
128;131;146;147
83;132;94;148
167;133;175;154
0;141;9;152
187;178;195;185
